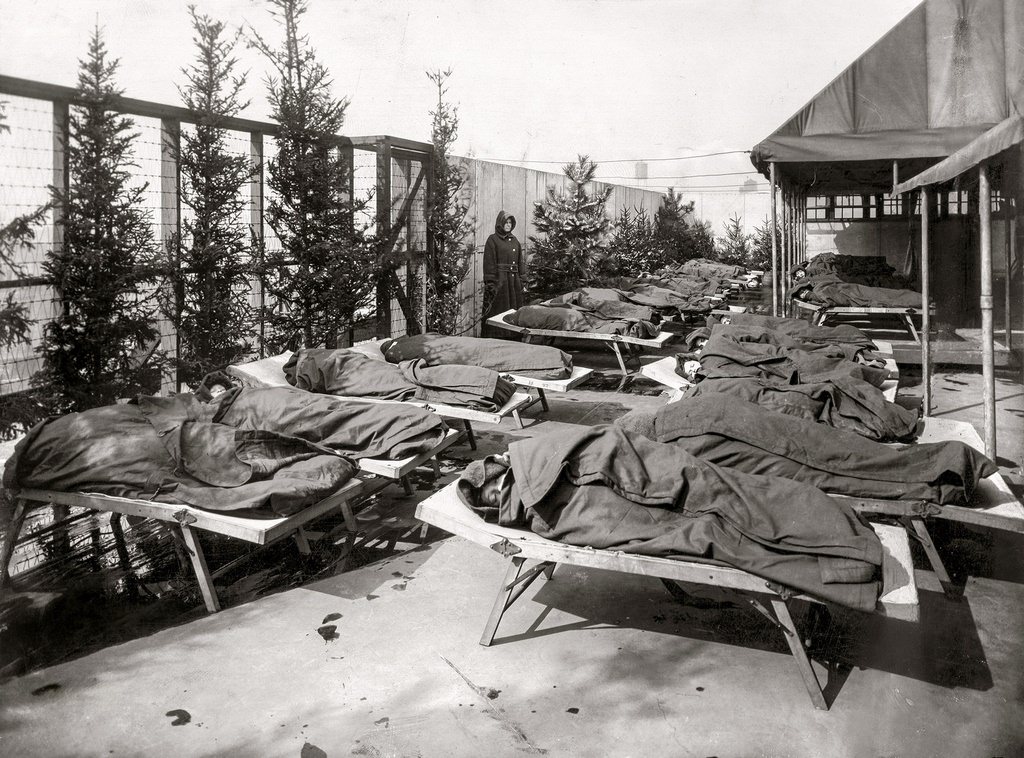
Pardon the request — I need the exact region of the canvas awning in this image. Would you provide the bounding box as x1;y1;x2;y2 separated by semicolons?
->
893;114;1024;193
751;0;1024;182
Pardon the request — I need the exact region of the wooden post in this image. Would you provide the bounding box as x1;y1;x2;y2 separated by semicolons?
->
920;187;932;416
250;132;266;357
159;118;181;394
770;162;779;316
801;193;807;263
51;100;69;315
787;189;795;315
1005;196;1014;351
796;192;803;265
781;189;789;316
376;138;393;338
979;165;997;460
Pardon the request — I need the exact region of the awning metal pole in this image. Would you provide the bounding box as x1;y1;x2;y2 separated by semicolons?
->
979;165;997;460
920;187;931;416
770;162;779;316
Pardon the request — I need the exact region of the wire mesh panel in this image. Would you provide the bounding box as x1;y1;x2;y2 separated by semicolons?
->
386;153;428;338
0;94;59;397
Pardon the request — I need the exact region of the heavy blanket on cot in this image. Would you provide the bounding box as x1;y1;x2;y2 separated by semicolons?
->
616;395;994;505
284;349;516;411
683;374;919;442
381;334;572;379
5;388;448;517
457;425;884;611
506;304;659;338
791;274;922;308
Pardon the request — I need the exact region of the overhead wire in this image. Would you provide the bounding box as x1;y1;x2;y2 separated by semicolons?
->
476;149;751;165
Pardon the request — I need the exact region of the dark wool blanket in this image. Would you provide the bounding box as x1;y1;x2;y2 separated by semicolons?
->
617;395;994;505
5;388;447;517
457;425;884;611
381;333;572;379
284;349;516;412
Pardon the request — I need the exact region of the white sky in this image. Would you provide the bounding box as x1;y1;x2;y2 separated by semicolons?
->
0;0;921;189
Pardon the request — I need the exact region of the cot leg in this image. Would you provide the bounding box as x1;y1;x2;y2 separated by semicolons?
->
536;388;549;412
340;501;358;534
293;526;312;556
109;513;138;601
511;409;525;429
608;342;631;390
50;504;71;558
906;517;956;598
903;313;920;343
177;524;221;613
481;557;527;646
430;458;441;478
770;597;828;710
462;419;477;451
0;498;29;594
401;475;414;496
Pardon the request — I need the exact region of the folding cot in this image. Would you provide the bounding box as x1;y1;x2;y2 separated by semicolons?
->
0;478;371;614
416;479;918;710
226;351;539;449
638;340;901;404
792;298;924;344
486;309;677;389
0;431;460;612
846;416;1024;597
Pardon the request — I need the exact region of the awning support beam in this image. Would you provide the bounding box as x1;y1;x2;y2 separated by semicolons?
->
770;162;779;317
979;165;997;460
920;187;931;416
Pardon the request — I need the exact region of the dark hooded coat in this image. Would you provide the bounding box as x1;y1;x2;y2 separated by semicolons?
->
482;211;525;331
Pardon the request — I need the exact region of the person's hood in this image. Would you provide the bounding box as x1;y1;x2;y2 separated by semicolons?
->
494;210;516;235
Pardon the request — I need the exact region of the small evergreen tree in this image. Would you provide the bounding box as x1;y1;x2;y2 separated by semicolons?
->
249;0;374;349
424;69;472;335
598;206;664;278
716;213;751;265
748;215;779;271
169;7;257;387
654;187;693;262
527;155;611;300
654;187;727;264
35;28;164;413
686;219;718;261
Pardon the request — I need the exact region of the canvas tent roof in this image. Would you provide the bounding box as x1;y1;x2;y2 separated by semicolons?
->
751;0;1024;188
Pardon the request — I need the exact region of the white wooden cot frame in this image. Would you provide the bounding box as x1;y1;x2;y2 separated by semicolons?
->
0;429;461;613
845;416;1024;598
416;480;918;711
792;298;926;344
227;349;594;449
486;309;677;390
628;354;1024;598
638;340;900;404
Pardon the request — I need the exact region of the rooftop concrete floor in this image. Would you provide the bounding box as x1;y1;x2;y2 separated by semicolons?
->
1;353;1023;757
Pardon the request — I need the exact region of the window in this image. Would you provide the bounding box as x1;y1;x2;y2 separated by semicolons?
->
946;190;969;215
833;194;866;220
991;189;1004;215
805;196;829;220
880;194;904;217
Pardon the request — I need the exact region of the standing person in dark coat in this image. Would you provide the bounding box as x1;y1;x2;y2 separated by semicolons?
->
482;210;525;337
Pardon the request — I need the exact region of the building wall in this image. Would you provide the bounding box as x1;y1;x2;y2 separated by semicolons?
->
455;158;666;335
804;216;1013;328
